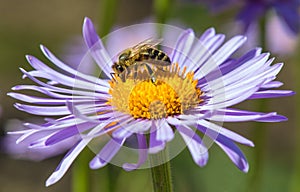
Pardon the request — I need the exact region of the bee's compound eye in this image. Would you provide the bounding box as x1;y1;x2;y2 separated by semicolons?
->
117;65;125;72
119;53;129;61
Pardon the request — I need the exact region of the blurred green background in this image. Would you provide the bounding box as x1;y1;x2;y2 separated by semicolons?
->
0;0;297;191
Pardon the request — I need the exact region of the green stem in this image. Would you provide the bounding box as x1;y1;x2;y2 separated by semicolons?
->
107;164;121;192
72;148;92;192
246;15;268;192
98;0;118;37
154;0;171;24
150;149;173;192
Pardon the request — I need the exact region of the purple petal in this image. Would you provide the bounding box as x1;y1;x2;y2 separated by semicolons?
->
3;130;78;161
112;119;151;139
123;133;148;171
216;137;249;172
197;120;254;147
208;108;288;122
156;120;174;142
25;55;110;94
46;139;90;186
44;122;97;146
40;45;109;87
170;29;195;66
199;28;215;42
188;34;225;73
82;17;113;78
82;17;101;48
259;81;283;89
177;124;209;167
46;122;106;186
197;121;250;172
201;80;263;110
194;35;247;79
218;48;262;76
149;122;165;154
249;90;295;99
8;92;67;105
14;103;70;116
89;137;126;169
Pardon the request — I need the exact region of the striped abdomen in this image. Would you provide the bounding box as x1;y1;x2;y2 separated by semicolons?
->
138;48;171;63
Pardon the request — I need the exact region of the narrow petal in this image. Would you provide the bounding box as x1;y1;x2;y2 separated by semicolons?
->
14;103;70;116
208;108;288;122
199;28;215;42
123;133;148;171
259;81;283;89
25;55;110;94
177;124;209;167
194;35;247;79
82;17;113;78
249;90;295;99
197;120;254;147
156;120;174;142
45;123;105;186
149;122;165;154
44;122;97;146
188;34;225;73
89;137;126;169
112;120;151;139
40;45;109;87
197;121;250;172
82;17;101;48
216;137;249;172
171;29;195;66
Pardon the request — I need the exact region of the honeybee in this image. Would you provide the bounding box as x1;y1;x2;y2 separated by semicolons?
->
111;38;171;82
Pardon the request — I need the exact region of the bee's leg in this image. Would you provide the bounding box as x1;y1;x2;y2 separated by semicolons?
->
133;64;138;80
144;63;156;83
119;70;127;82
110;73;116;81
156;66;167;72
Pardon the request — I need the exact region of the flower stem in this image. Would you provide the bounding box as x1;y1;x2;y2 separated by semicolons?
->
72;148;92;192
154;0;171;24
98;0;118;37
150;149;173;192
246;15;267;192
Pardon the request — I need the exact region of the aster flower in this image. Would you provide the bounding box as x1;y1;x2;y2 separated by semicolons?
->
202;0;300;34
238;0;300;33
8;17;293;186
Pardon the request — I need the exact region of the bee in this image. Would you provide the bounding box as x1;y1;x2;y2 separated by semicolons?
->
111;38;171;82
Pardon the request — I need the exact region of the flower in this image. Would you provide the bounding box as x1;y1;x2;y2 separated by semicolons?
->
238;0;300;33
8;17;294;186
202;0;300;34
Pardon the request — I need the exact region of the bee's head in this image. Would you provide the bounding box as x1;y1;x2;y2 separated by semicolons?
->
112;62;125;74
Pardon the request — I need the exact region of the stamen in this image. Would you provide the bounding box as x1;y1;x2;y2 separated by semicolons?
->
108;63;203;119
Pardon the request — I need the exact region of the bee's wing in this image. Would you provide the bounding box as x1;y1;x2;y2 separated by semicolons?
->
135;60;171;67
132;38;163;51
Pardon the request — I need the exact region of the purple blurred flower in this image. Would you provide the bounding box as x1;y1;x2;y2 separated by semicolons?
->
2;119;79;161
203;0;300;34
8;17;293;186
238;0;300;33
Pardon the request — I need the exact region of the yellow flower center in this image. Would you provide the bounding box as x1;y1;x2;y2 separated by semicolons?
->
108;63;203;119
